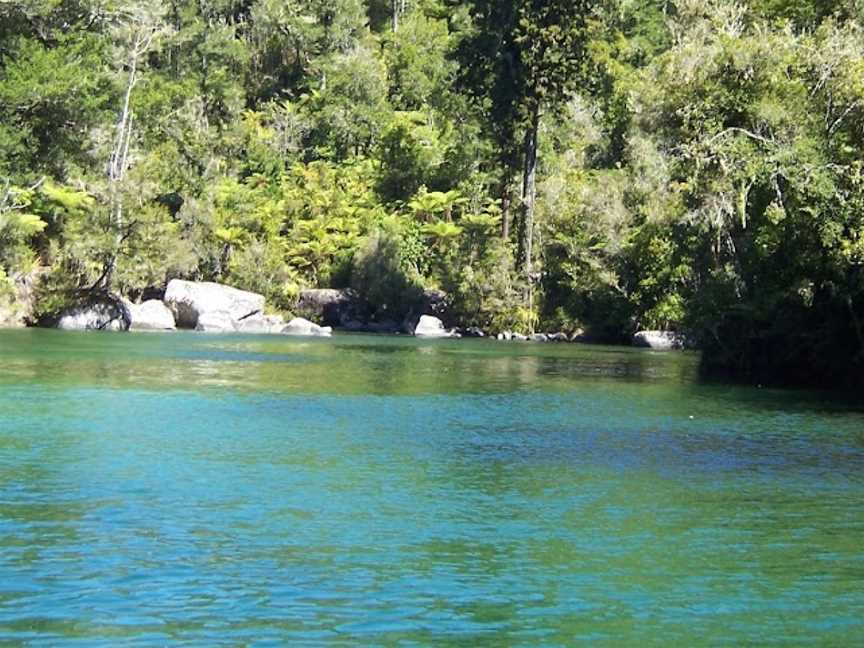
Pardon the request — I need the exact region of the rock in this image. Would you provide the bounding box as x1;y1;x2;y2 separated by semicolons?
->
283;317;332;337
57;296;129;331
164;280;264;329
403;289;452;334
296;288;362;327
0;296;21;328
498;331;513;341
512;333;528;341
530;333;549;342
462;326;486;338
633;330;688;351
0;270;41;328
127;300;176;331
235;313;285;334
414;315;458;338
570;329;590;343
546;332;569;342
195;311;237;332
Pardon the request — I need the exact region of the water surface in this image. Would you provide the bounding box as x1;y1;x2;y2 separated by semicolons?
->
1;329;862;645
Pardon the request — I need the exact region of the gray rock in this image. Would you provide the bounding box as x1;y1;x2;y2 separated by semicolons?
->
127;299;176;331
283;317;332;337
403;289;451;334
164;280;264;329
530;333;549;342
195;311;237;332
633;330;688;351
498;331;513;341
512;333;528;341
57;297;129;331
235;313;285;334
546;332;569;342
0;297;21;328
414;315;458;338
296;288;361;327
0;270;40;328
462;326;486;338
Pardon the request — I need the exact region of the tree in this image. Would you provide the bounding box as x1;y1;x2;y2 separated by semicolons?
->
456;0;595;324
93;1;170;290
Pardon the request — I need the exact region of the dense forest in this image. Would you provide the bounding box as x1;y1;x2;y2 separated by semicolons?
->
1;0;863;386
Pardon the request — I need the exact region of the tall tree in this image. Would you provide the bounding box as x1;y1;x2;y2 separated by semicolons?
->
456;0;595;313
95;1;169;290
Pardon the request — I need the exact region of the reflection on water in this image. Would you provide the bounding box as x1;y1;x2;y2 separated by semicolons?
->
0;329;863;645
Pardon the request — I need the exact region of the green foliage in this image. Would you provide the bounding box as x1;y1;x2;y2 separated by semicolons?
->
2;0;863;384
350;221;423;321
0;31;112;176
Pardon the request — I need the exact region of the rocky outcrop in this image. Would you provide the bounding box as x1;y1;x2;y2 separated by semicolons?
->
495;330;527;341
0;270;41;328
164;279;264;329
633;330;689;351
235;313;286;334
296;288;362;327
195;311;237;332
57;296;130;331
126;300;176;331
194;310;287;334
0;295;21;328
283;317;332;337
403;289;451;334
414;315;459;338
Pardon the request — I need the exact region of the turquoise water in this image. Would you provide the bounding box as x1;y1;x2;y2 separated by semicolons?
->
1;329;863;645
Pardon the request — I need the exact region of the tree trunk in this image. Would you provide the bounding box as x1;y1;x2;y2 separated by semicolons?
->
99;23;159;291
501;178;513;240
520;105;540;334
391;0;399;31
100;49;139;291
521;105;539;279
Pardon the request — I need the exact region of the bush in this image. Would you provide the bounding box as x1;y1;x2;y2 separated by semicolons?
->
350;221;422;321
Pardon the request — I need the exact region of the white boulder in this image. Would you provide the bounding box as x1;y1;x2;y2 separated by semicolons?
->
414;315;458;338
195;311;237;332
164;280;264;329
127;300;176;331
282;317;332;337
236;313;286;334
633;330;689;351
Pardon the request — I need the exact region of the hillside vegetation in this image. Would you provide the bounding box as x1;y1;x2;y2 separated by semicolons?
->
1;0;863;385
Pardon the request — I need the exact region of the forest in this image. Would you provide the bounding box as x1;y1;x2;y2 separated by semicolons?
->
1;0;863;387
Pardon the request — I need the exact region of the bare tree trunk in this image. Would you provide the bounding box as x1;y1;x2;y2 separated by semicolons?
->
99;52;138;290
98;24;157;291
392;0;407;31
521;105;539;280
501;177;513;240
520;105;540;334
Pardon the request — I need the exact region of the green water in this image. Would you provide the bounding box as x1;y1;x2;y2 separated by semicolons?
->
0;329;862;646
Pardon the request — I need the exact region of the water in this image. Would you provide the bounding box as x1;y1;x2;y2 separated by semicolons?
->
1;329;863;646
